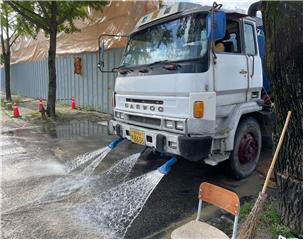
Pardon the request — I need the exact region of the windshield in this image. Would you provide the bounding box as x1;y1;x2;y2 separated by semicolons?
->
121;13;208;67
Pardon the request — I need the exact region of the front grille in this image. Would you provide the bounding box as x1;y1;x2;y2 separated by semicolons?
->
126;98;163;105
128;115;161;126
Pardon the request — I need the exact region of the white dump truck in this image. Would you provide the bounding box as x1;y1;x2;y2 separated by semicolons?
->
98;2;271;179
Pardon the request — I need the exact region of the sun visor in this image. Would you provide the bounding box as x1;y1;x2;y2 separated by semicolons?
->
135;2;202;29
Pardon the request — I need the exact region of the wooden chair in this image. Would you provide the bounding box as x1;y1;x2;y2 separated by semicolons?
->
171;182;240;239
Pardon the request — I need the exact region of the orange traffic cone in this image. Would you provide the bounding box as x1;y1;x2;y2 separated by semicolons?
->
39;97;43;112
72;97;76;110
13;100;20;118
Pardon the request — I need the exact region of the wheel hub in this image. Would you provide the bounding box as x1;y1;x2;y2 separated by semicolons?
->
238;133;258;164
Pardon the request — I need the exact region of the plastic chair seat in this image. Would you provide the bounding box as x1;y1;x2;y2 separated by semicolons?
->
171;220;229;239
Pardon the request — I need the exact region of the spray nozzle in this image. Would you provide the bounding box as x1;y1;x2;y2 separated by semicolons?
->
158;156;177;174
108;137;124;149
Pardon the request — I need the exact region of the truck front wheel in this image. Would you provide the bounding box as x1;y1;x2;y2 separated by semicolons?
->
229;117;262;179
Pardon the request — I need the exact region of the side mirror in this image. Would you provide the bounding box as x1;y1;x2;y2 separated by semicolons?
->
206;11;226;41
97;34;128;73
98;35;105;70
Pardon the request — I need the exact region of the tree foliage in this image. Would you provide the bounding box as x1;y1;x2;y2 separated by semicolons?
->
7;1;108;35
1;3;26;49
0;2;33;101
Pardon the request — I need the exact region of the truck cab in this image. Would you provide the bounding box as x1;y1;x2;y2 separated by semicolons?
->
101;2;267;179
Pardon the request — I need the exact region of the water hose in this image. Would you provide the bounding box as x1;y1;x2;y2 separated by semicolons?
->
158;156;177;174
108;137;124;149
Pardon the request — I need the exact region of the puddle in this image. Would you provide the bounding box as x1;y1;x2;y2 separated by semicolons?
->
0;140;15;147
46;120;109;139
1;146;26;156
3;157;65;182
1;125;40;133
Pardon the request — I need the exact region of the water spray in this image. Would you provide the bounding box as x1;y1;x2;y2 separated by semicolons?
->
108;137;124;149
158;156;177;174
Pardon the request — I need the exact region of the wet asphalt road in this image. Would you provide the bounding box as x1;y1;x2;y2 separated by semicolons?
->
1;119;270;238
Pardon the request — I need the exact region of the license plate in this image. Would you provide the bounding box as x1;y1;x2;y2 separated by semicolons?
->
130;129;145;145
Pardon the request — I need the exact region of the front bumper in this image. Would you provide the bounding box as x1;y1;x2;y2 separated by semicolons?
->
108;119;212;162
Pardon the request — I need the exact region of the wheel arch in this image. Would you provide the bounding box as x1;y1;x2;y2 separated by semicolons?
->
228;115;262;179
240;112;264;132
240;111;272;137
224;102;262;151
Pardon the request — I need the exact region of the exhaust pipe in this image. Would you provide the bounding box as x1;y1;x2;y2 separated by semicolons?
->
108;137;124;149
158;156;177;174
248;1;262;17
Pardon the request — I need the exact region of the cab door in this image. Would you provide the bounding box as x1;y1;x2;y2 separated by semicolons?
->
214;19;248;105
243;20;263;101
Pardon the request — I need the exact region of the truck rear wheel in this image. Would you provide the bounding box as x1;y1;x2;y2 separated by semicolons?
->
229;117;262;179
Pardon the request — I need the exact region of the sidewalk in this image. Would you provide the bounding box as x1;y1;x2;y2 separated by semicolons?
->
0;93;112;129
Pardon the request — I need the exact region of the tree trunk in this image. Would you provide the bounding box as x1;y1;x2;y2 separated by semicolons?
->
1;9;12;102
262;2;303;236
46;2;57;117
4;51;11;102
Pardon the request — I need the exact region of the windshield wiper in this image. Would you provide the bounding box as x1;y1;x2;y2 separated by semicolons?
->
112;65;134;74
148;60;170;67
163;63;181;71
148;60;182;71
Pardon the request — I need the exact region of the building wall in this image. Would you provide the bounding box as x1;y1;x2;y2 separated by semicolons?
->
0;48;123;114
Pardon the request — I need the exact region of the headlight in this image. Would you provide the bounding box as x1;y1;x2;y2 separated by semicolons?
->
175;121;184;130
165;120;174;129
115;112;124;119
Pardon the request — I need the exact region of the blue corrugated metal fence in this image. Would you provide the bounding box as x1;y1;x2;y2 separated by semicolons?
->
0;48;123;114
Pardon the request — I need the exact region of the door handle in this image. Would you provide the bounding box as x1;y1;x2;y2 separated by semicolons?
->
250;55;255;78
240;69;248;75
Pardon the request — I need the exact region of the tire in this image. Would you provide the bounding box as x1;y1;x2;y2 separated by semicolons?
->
229;117;262;180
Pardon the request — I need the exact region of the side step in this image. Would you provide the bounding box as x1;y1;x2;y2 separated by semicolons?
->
204;153;230;166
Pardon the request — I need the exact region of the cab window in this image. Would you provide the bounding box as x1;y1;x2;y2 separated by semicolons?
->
244;23;257;55
215;19;241;54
